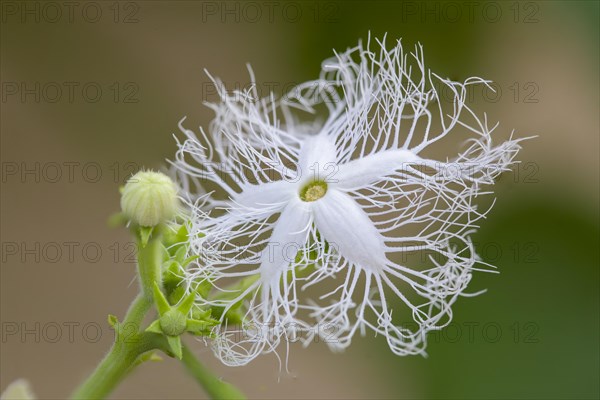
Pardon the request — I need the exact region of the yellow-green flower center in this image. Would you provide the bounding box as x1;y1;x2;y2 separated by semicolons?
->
299;181;328;202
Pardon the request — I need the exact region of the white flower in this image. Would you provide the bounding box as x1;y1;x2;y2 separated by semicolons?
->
174;36;527;366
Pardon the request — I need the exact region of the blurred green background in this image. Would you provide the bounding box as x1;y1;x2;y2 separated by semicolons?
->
1;1;598;398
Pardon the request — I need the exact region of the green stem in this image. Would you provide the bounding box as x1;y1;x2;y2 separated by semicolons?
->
72;231;165;400
137;233;163;299
123;292;153;328
70;295;158;399
71;228;245;399
181;344;246;400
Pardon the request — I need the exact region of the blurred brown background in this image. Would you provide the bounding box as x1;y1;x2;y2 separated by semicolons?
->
1;1;598;399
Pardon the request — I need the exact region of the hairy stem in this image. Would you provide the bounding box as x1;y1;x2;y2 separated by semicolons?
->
71;229;245;399
70;295;159;399
71;233;163;400
136;233;163;299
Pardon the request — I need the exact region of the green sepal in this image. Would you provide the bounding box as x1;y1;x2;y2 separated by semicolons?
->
162;261;185;294
181;255;200;268
107;314;119;328
192;277;216;300
191;307;212;321
166;335;183;359
163;260;180;275
162;261;181;288
149;283;210;340
186;318;218;336
167;286;186;305
163;223;190;254
145;319;162;334
174;246;187;264
176;293;196;315
161;226;177;248
211;302;244;325
210;275;259;323
174;223;191;244
213;275;259;302
152;282;170;315
138;226;154;248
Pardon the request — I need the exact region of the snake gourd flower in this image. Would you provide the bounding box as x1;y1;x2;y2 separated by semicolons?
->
174;36;527;366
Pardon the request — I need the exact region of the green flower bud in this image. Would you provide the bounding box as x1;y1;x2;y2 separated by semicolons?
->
159;309;187;336
121;171;179;227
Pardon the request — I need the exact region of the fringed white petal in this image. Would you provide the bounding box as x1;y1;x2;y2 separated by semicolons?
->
259;197;311;281
335;149;421;190
311;189;387;272
232;180;295;219
297;133;338;184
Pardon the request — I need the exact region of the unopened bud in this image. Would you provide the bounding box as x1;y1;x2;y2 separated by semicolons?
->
121;171;179;227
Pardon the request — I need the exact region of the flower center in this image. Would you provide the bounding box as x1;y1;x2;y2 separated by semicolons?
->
299;180;328;202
